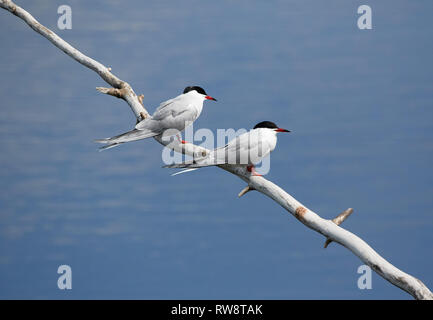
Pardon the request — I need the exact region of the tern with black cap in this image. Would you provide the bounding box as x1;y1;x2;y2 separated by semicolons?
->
95;86;216;150
164;121;290;176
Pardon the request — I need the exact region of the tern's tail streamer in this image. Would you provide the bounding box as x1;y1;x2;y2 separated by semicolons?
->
95;128;160;151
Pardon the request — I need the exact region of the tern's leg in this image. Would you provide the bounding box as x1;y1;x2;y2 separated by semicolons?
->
176;133;188;144
247;165;262;177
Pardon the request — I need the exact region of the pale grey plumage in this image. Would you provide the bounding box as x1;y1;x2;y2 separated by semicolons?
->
164;128;278;169
96;88;215;150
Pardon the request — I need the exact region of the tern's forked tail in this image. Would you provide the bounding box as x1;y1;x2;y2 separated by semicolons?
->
95;127;160;151
163;160;207;176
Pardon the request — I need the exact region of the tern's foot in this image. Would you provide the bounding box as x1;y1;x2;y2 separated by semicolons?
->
175;134;188;144
247;165;262;176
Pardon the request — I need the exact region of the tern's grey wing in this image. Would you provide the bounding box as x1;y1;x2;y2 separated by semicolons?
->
164;132;271;169
212;131;271;165
135;96;178;130
135;98;198;132
151;97;176;118
156;97;175;110
163;135;251;168
153;101;198;132
151;101;194;121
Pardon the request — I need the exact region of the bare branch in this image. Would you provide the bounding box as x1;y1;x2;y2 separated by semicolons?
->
2;0;432;300
0;0;148;122
238;185;255;198
332;208;354;226
324;208;354;248
96;87;125;99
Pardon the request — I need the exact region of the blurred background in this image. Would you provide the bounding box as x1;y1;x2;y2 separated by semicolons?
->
0;0;432;299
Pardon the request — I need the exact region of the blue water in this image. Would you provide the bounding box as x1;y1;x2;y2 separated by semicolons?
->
0;0;432;299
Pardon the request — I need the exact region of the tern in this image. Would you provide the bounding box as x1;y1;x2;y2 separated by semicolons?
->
95;86;216;150
164;121;290;176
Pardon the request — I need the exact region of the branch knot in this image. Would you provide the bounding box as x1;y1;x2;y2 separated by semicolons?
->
324;208;354;248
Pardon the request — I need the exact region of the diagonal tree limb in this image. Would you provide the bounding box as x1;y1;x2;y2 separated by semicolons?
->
324;208;354;248
0;0;148;122
1;0;432;300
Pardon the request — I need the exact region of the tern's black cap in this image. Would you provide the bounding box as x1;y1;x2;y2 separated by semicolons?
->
183;86;207;95
253;121;279;129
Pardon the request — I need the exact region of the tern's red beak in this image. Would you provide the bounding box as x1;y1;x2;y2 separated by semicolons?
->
275;128;291;133
205;95;217;101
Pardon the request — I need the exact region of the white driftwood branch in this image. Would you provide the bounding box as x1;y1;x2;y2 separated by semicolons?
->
0;0;148;122
324;208;354;248
1;0;432;300
238;185;255;198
